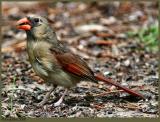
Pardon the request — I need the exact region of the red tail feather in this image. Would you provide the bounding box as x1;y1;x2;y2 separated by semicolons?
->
95;74;145;99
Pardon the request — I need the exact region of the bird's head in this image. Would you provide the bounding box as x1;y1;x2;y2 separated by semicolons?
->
16;15;53;39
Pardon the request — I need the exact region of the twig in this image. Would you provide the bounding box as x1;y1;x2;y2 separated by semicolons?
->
118;103;142;110
93;90;124;97
95;40;117;46
90;103;105;109
96;32;115;38
98;52;118;59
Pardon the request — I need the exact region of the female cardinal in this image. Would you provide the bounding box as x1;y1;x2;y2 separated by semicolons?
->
16;15;144;107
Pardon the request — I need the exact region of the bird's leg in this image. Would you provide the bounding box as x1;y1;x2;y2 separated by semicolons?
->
37;85;56;106
54;88;68;107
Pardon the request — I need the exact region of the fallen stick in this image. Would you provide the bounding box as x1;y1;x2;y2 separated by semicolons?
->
93;90;124;97
95;40;117;46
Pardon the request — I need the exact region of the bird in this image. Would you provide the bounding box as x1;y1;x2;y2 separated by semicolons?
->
16;15;144;107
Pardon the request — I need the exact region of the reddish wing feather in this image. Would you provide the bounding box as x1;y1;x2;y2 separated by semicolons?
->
50;49;94;78
66;64;84;76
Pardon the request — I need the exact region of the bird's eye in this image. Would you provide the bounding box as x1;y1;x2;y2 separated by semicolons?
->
34;18;39;23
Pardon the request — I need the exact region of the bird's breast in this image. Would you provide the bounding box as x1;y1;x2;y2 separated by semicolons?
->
26;41;50;78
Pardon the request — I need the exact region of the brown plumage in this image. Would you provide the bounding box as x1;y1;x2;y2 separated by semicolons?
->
16;15;144;106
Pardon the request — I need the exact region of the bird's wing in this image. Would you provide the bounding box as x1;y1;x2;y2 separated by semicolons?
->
50;47;97;82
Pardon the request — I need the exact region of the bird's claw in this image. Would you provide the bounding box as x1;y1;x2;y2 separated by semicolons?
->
53;98;63;107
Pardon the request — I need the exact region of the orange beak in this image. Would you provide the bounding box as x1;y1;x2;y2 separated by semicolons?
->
16;18;31;31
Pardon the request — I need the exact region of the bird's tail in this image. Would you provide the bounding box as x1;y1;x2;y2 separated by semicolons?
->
95;74;145;99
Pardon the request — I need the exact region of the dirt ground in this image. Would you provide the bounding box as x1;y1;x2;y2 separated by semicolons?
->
1;1;159;118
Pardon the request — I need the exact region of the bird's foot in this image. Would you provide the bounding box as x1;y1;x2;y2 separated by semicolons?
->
36;85;55;107
53;89;68;107
53;97;63;107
